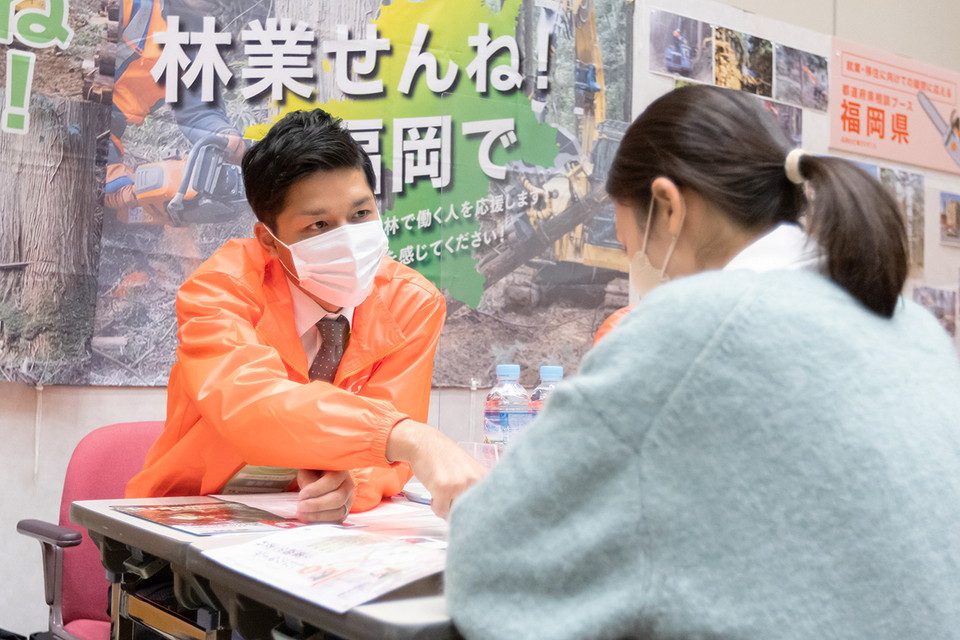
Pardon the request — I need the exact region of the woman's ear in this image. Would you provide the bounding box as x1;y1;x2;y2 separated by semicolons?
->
650;177;686;237
614;200;643;258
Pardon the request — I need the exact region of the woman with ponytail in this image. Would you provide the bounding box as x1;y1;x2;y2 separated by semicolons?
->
446;85;960;640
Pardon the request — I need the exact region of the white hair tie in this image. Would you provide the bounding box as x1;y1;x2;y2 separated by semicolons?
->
784;148;807;185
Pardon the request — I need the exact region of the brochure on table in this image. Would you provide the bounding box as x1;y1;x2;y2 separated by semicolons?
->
111;501;306;536
201;514;447;613
113;492;448;539
114;494;448;612
214;492;450;539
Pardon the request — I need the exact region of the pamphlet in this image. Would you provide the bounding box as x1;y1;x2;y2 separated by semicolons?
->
219;465;298;494
209;491;449;539
340;497;449;540
111;501;305;536
114;492;446;539
209;491;300;519
201;525;446;613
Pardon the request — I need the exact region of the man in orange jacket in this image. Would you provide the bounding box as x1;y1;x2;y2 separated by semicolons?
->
592;305;634;345
127;109;485;519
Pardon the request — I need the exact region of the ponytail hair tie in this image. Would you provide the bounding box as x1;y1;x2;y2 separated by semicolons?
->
784;148;807;185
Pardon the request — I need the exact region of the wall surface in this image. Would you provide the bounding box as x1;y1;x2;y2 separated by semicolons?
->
721;0;960;71
3;0;960;634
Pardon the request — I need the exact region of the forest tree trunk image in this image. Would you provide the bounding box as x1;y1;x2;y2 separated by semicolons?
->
275;0;384;103
0;95;110;384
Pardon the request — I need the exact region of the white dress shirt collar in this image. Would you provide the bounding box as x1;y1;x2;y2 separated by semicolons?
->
286;278;354;338
723;222;822;273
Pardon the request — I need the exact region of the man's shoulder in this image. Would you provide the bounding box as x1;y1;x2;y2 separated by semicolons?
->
375;257;442;303
187;238;267;283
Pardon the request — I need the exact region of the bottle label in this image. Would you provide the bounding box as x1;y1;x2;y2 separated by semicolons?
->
483;408;535;446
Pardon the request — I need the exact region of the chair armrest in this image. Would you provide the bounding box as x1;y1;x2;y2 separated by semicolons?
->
17;519;83;548
17;519;83;610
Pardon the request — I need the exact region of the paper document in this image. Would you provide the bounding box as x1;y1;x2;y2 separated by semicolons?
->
209;491;300;519
112;502;305;536
202;525;446;613
209;493;449;539
342;497;449;540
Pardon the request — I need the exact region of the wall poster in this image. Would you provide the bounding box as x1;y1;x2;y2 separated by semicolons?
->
0;0;635;388
3;0;959;389
830;37;960;176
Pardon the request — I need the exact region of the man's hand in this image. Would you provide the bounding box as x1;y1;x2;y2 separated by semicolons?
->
104;184;138;211
386;419;487;519
219;130;248;164
296;469;355;523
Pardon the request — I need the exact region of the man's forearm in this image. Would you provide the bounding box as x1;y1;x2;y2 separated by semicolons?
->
384;418;488;518
385;418;428;465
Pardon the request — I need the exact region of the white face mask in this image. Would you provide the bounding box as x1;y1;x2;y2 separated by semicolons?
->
271;220;389;308
628;198;684;304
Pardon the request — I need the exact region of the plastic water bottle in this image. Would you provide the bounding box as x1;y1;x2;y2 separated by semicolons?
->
483;364;534;449
529;365;563;415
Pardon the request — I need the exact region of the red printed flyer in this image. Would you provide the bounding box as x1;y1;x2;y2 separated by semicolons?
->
830;37;960;175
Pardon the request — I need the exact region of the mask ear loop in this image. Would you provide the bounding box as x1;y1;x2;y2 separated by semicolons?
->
658;204;686;279
639;197;656;256
641;194;686;280
263;224;303;284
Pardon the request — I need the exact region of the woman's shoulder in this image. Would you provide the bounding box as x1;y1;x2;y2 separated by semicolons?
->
577;272;779;414
613;269;825;339
648;267;831;303
589;268;895;390
628;268;862;331
611;268;955;371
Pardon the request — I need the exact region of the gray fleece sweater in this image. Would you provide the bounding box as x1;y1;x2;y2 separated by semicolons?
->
447;268;960;640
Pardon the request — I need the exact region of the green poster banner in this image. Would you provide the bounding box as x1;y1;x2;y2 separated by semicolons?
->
0;0;634;387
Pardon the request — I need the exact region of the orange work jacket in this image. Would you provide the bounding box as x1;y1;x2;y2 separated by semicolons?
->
126;238;446;511
592;305;635;345
113;0;166;124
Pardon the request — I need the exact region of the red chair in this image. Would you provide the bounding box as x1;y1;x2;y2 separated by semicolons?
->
17;421;164;640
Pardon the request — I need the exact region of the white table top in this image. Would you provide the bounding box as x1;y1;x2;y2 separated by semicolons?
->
70;496;461;640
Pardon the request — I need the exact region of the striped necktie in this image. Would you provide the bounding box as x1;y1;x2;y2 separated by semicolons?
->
309;315;349;382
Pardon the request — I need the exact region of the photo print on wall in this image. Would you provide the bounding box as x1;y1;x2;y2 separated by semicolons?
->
940;191;960;247
774;44;829;112
714;27;773;98
648;9;714;84
912;286;957;336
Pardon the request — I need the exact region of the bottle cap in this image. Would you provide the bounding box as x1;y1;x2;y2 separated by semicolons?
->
539;365;563;380
495;363;521;379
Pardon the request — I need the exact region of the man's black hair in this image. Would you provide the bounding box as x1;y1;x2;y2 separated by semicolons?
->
241;109;377;230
